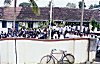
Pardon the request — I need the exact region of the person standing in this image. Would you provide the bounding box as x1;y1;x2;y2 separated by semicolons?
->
96;38;100;58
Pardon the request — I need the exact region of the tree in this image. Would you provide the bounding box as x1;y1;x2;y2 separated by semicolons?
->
4;0;11;5
4;0;40;33
78;1;86;9
4;0;40;15
19;2;31;7
89;4;94;9
99;1;100;5
48;1;51;7
66;3;76;8
94;4;99;8
90;19;97;31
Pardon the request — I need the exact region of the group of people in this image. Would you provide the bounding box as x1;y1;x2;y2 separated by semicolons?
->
0;27;48;39
0;25;97;39
51;25;96;39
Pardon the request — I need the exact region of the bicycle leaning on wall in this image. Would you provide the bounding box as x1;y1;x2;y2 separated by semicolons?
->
39;49;75;64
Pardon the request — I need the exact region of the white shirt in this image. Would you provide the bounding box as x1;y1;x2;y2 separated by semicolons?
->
53;33;58;39
59;34;64;39
98;40;100;46
65;33;69;38
97;41;100;50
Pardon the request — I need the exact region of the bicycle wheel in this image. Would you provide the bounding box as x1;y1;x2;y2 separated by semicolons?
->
61;54;75;64
40;55;55;64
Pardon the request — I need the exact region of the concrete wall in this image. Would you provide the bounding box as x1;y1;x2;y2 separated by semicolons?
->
0;38;96;64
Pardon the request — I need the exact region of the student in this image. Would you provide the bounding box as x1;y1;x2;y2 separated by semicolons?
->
59;33;64;39
53;32;58;39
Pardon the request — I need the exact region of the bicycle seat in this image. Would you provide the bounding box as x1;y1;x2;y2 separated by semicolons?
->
59;50;67;53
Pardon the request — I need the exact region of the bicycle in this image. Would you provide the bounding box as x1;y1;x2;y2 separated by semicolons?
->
40;49;75;64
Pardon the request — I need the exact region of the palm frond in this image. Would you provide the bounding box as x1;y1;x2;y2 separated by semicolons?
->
30;0;40;16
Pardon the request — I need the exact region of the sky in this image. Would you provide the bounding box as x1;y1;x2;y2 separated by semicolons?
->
0;0;99;9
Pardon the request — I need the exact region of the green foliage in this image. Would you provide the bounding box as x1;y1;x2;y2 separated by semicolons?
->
4;0;40;15
29;0;40;16
4;0;12;5
89;4;94;9
19;2;31;7
38;20;57;28
58;23;64;27
66;3;76;8
97;24;100;29
94;4;99;8
38;22;43;28
89;1;100;9
19;23;23;27
38;21;49;28
90;19;98;31
78;1;86;9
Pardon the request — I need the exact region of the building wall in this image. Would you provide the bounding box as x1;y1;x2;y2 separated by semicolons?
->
25;22;28;28
33;22;38;28
7;22;12;28
0;21;2;28
18;21;39;29
0;21;8;33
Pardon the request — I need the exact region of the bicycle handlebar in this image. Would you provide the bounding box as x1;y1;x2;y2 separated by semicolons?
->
51;49;56;53
53;49;57;51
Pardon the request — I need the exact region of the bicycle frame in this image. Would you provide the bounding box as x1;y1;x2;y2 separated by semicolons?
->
50;49;67;64
50;54;59;63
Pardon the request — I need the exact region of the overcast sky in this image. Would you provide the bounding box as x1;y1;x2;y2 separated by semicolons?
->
0;0;99;9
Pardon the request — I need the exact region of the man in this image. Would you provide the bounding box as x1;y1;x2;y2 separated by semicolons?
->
96;38;100;58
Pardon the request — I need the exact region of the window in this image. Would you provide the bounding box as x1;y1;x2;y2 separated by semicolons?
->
28;22;33;28
2;21;7;28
